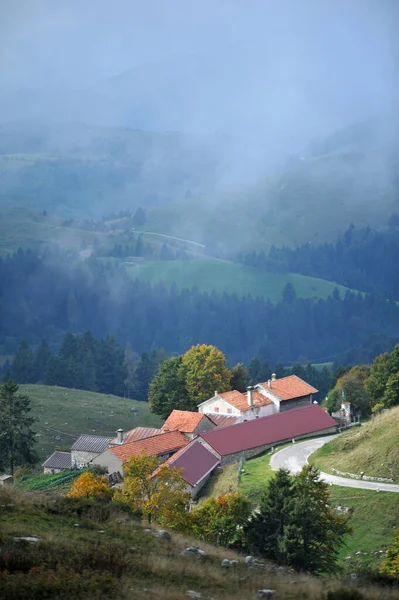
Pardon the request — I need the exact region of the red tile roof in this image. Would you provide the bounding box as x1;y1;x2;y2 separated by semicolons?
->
109;430;189;462
207;414;240;427
200;404;336;456
260;375;318;401
216;390;273;412
109;427;162;445
155;440;220;487
162;410;206;433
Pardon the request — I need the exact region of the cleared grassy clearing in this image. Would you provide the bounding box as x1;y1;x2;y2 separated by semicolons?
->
311;408;399;482
127;259;351;302
20;384;163;461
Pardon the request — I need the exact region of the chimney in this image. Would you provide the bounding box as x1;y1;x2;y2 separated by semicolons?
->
247;385;254;407
116;428;124;444
214;390;218;397
271;373;276;382
267;379;271;388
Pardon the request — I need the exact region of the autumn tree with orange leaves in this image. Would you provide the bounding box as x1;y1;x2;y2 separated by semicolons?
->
118;453;190;528
67;471;112;499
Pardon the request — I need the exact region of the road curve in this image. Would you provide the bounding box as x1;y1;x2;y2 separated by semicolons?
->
270;436;399;493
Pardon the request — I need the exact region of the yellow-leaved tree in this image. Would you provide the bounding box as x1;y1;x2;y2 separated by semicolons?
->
180;344;232;405
381;529;399;579
67;472;112;499
118;453;191;528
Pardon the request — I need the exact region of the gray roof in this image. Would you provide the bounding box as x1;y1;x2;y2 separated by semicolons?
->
71;434;112;453
0;474;13;480
42;451;72;469
109;427;162;445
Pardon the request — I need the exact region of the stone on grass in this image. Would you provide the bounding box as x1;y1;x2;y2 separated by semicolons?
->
185;591;202;599
181;546;209;558
256;590;276;598
155;529;171;541
221;558;238;568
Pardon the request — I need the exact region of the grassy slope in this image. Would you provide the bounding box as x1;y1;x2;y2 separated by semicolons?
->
199;447;399;567
0;486;395;600
311;408;399;482
127;259;351;302
20;384;163;461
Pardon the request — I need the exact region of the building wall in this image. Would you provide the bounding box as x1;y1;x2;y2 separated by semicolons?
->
196;438;222;460
191;469;217;498
0;476;14;485
218;425;338;466
91;450;123;474
198;396;241;417
194;416;217;435
279;395;312;413
43;467;64;474
71;450;101;468
240;403;277;421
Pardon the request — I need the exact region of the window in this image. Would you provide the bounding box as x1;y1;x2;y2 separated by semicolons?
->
214;407;220;413
227;408;232;414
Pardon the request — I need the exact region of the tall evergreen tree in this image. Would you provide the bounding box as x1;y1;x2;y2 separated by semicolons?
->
124;342;138;399
10;339;34;384
33;338;52;382
149;356;189;418
245;466;351;574
0;380;37;475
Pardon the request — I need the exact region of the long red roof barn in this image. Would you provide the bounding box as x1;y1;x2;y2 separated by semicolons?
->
200;404;337;456
155;440;220;488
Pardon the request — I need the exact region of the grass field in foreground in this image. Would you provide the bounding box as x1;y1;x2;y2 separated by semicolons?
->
3;487;394;600
311;408;399;483
20;384;163;461
126;259;351;303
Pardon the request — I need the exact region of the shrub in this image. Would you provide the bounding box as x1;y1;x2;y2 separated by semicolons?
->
67;472;112;500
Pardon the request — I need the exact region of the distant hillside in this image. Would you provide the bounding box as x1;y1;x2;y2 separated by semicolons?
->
127;259;352;303
143;117;399;253
0;119;223;218
311;407;399;482
0;116;398;253
20;384;163;461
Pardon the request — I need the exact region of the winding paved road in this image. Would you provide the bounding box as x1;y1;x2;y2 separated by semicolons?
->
270;436;399;492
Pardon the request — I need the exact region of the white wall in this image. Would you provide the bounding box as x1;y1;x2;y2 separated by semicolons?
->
198;396;241;416
91;450;123;474
240;402;277;421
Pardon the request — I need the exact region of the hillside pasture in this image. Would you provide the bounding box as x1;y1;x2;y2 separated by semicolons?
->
311;407;399;482
126;258;351;303
20;384;163;461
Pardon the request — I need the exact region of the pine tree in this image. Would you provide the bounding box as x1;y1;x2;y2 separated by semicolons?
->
245;469;294;562
124;343;138;399
244;466;351;574
230;363;248;392
33;339;52;382
10;339;34;383
149;356;189;418
0;380;37;475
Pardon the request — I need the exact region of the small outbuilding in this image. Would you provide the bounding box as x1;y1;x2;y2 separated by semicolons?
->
0;474;13;486
42;451;72;474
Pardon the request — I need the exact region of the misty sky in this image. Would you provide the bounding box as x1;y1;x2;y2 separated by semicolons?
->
1;0;398;144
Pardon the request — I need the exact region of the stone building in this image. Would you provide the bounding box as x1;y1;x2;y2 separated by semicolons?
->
71;434;113;468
